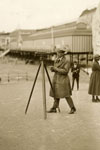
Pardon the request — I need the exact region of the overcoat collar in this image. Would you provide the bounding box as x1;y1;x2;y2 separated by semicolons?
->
54;56;66;68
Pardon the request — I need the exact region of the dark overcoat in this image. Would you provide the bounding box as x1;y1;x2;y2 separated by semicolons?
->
71;64;80;78
50;56;72;98
88;60;100;95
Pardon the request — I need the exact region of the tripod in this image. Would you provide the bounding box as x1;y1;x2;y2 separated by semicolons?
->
25;57;59;119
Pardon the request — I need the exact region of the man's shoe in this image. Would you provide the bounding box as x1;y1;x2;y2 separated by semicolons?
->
73;107;76;112
92;99;98;102
96;97;100;102
47;108;57;113
97;99;100;102
69;107;76;114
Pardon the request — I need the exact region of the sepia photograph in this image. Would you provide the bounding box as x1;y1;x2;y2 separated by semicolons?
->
0;0;100;149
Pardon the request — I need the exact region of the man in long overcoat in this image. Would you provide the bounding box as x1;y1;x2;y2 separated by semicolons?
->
48;49;76;114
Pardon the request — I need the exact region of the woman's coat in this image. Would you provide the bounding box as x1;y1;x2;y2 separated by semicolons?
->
88;60;100;95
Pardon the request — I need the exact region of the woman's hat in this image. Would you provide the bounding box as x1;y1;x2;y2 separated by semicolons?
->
57;49;65;53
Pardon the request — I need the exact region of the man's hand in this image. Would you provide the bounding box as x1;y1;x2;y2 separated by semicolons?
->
50;66;55;72
50;66;58;72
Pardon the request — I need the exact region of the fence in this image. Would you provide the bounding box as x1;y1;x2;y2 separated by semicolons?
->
0;72;34;84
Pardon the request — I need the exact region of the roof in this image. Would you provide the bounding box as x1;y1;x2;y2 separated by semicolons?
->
80;7;96;17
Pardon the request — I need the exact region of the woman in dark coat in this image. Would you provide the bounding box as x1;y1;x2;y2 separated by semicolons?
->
88;54;100;102
48;49;76;114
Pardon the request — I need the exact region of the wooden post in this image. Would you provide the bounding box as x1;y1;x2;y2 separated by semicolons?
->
77;53;79;64
17;73;19;81
86;53;88;73
86;53;88;67
8;73;10;82
70;53;73;64
51;26;55;51
26;72;28;81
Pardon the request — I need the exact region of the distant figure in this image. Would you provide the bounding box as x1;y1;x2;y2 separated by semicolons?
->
47;49;76;114
71;60;80;90
88;54;100;102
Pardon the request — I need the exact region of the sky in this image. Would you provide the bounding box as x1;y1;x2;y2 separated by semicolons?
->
0;0;100;32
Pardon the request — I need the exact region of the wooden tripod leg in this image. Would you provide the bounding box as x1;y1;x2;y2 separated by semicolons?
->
41;61;47;120
25;63;41;114
44;64;61;112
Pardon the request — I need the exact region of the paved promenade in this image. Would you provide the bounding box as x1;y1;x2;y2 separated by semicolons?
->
0;65;100;150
